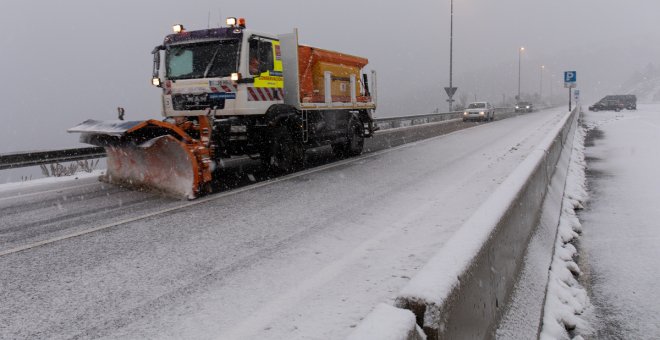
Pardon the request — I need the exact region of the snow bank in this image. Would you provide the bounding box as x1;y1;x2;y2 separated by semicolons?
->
0;169;103;193
495;108;576;338
540;124;591;340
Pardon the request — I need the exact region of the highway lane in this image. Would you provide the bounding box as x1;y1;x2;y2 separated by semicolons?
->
0;111;525;256
0;108;567;339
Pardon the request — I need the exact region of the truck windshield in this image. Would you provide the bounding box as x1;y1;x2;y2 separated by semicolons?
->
166;39;239;80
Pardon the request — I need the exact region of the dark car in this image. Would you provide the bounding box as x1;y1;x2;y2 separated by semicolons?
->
515;102;533;113
590;95;636;111
589;99;625;112
607;95;637;110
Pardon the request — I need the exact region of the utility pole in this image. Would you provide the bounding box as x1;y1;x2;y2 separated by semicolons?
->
550;73;554;99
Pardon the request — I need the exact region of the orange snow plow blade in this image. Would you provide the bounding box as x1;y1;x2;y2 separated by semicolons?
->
68;118;214;199
104;135;198;199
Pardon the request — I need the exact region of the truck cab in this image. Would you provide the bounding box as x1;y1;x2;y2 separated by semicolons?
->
152;23;284;118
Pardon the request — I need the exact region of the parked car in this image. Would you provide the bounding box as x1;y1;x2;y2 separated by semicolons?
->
588;99;625;112
604;95;636;110
463;102;495;122
515;101;534;113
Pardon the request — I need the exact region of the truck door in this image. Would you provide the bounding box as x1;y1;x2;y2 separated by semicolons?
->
247;36;283;102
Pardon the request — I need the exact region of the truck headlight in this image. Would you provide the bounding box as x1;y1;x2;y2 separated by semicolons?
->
479;111;485;115
152;77;161;87
464;111;468;115
231;72;241;82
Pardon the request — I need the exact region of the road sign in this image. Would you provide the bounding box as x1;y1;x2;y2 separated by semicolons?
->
564;71;576;82
573;89;580;102
564;71;577;88
444;87;458;98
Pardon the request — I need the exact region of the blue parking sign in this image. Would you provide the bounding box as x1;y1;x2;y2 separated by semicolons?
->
564;71;576;83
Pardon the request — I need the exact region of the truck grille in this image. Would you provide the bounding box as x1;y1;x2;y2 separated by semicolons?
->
172;94;226;111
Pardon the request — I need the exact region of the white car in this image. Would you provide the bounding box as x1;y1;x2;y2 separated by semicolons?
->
463;102;495;122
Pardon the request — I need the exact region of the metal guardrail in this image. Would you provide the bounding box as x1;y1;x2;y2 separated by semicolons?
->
374;107;512;130
0;108;515;171
0;147;106;171
374;111;462;130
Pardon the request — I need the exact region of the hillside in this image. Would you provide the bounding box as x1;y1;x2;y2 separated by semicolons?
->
621;64;660;103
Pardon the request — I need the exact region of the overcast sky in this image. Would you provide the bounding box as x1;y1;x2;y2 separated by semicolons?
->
1;0;660;153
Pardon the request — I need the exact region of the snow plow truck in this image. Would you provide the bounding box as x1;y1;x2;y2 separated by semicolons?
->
69;18;377;199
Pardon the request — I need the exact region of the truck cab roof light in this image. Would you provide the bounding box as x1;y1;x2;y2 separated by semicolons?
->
226;17;237;27
237;18;246;28
172;24;185;33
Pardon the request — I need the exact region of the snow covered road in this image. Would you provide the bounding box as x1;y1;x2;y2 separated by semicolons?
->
1;108;567;339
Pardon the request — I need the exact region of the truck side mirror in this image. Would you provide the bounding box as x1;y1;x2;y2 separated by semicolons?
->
151;45;164;87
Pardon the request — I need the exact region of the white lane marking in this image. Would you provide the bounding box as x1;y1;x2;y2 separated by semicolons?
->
0;182;101;202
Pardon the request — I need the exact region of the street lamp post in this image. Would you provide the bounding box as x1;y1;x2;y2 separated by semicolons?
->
446;0;456;112
540;65;545;99
550;73;555;99
517;47;524;101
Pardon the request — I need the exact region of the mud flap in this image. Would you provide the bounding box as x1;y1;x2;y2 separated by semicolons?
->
104;135;199;199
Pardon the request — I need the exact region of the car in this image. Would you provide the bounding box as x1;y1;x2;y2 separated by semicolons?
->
601;95;636;110
515;101;534;113
463;102;495;122
588;99;625;112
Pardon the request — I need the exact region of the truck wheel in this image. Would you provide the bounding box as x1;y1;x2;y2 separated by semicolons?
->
346;119;365;156
268;127;305;172
332;119;364;158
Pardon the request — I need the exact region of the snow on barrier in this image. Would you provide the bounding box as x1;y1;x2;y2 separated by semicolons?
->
349;107;579;340
347;304;426;340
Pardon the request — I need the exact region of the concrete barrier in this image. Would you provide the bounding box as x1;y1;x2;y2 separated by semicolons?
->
348;108;579;340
